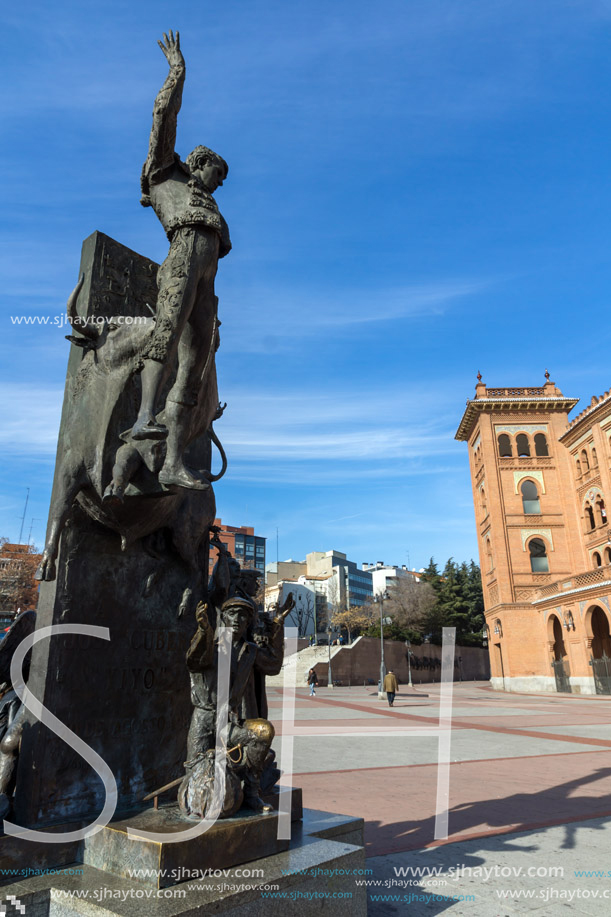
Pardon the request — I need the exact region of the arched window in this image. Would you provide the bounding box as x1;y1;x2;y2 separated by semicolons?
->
529;538;549;573
590;606;611;659
576;458;582;479
534;433;549;457
585;503;596;531
596;497;607;527
521;480;541;514
516;434;530;457
486;538;493;572
498;434;512;457
604;547;611;565
480;487;487;518
593;551;602;568
581;448;590;471
592;447;598;466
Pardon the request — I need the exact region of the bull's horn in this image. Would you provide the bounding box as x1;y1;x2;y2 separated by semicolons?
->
67;274;97;340
145;302;156;317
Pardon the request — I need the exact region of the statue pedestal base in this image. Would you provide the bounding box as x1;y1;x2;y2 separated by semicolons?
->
0;786;302;880
82;801;295;889
0;807;366;916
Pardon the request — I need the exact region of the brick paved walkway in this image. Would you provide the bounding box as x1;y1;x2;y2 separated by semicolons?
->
268;682;611;913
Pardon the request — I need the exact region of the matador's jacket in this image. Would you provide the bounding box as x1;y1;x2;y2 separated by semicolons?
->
140;61;231;258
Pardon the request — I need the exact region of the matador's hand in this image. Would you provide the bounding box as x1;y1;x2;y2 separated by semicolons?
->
274;592;296;625
158;30;184;69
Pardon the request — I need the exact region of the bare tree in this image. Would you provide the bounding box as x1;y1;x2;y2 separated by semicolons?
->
331;604;376;643
384;575;436;633
292;590;315;638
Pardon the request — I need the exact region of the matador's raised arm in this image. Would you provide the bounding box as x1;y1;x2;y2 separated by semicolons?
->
140;31;185;204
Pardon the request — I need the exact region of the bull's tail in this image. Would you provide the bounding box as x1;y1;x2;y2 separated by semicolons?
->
208;424;227;482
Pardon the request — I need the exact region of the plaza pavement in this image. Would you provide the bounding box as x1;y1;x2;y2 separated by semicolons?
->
268;681;611;914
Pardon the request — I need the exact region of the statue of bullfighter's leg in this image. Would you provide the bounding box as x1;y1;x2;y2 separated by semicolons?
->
131;361;168;440
131;229;201;442
158;274;218;490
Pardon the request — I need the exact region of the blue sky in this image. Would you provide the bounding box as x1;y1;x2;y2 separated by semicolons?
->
2;0;611;569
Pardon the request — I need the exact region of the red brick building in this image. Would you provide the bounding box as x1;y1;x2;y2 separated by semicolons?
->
457;374;611;694
208;519;266;576
0;542;41;619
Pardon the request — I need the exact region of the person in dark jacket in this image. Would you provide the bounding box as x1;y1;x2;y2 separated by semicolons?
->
307;667;318;696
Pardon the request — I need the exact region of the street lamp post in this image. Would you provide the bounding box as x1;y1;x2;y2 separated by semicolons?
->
375;592;388;694
327;626;333;688
406;640;413;687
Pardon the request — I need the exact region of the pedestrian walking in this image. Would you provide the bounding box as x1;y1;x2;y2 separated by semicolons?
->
307;667;318;696
383;670;399;707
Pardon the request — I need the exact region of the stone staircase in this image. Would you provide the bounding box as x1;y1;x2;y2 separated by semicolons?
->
267;638;362;687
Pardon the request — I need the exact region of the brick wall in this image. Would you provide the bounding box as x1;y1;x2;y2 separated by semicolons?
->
312;637;490;686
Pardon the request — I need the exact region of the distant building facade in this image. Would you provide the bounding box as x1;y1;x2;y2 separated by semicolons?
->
208;519;266;575
457;374;611;695
361;562;423;597
265;549;376;635
0;542;41;621
265;560;306;587
306;551;373;607
264;580;316;637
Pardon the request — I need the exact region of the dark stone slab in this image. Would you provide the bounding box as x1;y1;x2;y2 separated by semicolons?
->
0;822;83;885
13;233;209;830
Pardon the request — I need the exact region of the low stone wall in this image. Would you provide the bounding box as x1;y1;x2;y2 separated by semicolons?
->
313;637;490;686
284;636;310;657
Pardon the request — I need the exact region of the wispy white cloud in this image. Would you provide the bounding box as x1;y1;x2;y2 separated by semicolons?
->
222;462;460;486
0;385;62;455
208;382;463;482
219;278;488;353
0;379;463;487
